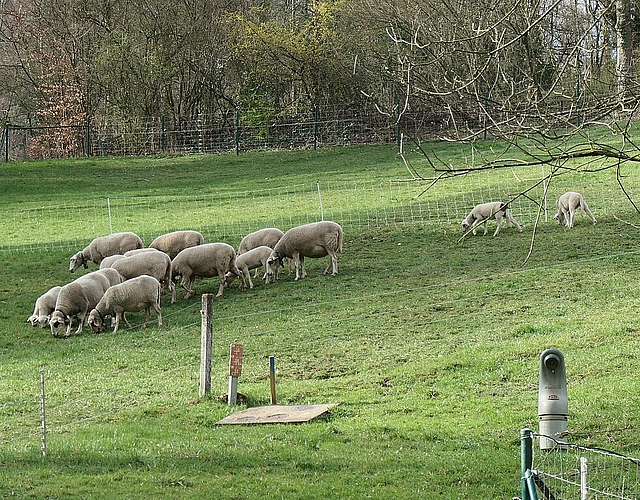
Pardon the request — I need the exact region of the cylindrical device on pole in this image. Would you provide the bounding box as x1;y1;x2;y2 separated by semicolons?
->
538;348;568;450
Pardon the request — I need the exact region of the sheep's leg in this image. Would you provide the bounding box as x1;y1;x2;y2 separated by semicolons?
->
122;312;132;328
299;256;307;279
154;303;162;327
142;307;150;328
244;269;254;289
293;253;302;280
492;215;502;236
507;212;523;232
582;201;597;224
568;208;575;228
323;250;338;276
113;313;121;334
181;276;195;299
482;219;490;236
216;275;225;297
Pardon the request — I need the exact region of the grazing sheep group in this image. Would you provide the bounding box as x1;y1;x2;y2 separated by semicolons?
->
29;222;344;338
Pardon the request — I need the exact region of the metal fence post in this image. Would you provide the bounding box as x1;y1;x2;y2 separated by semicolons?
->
235;110;240;155
314;105;319;150
521;428;534;500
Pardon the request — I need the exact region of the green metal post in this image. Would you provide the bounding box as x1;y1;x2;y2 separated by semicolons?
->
521;428;534;500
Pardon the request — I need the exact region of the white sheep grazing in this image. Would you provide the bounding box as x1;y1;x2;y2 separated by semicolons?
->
224;245;274;289
27;285;62;328
69;232;144;273
266;221;343;281
149;230;205;260
99;254;125;269
554;191;597;228
95;267;125;287
87;275;162;334
461;202;523;236
110;250;174;302
49;271;112;337
238;227;286;278
171;242;246;300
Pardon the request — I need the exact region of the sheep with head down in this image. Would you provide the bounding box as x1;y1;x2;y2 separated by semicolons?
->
224;245;274;289
27;286;62;328
49;271;112;337
69;232;144;273
266;221;343;281
171;243;246;300
110;250;174;302
87;275;162;334
461;202;522;237
149;230;205;260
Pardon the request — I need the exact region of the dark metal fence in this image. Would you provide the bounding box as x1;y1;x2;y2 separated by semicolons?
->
3;104;443;161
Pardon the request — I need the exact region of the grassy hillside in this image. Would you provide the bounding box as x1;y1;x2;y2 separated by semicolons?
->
1;144;639;499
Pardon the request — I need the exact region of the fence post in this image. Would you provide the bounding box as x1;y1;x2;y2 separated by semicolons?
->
521;428;534;500
161;116;166;153
199;294;214;397
235;110;240;156
40;370;47;457
86;117;91;157
3;125;9;162
313;105;319;150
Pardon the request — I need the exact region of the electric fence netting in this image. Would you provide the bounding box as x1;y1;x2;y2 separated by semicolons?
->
521;430;640;500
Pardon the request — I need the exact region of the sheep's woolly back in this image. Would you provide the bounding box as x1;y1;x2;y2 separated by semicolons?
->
111;250;171;283
54;272;110;317
238;228;284;254
84;232;144;264
150;230;204;259
28;286;62;326
94;275;161;316
172;243;236;276
275;221;343;258
100;254;125;269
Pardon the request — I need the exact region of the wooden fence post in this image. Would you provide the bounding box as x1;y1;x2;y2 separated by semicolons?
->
199;294;214;397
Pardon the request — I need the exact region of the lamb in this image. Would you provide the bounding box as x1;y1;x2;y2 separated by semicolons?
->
461;202;523;236
99;254;125;269
27;286;62;328
110;250;174;302
554;191;597;228
224;245;274;289
149;230;205;259
95;267;125;287
87;275;162;334
266;221;343;281
171;242;246;300
69;232;144;272
49;271;112;337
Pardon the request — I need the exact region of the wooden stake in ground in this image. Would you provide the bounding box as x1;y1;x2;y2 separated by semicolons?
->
199;294;214;397
269;355;276;404
228;343;243;405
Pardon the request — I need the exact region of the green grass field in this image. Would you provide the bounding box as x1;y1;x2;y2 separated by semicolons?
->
1;144;640;499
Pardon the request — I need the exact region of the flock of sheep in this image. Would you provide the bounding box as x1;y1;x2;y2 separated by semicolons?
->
27;221;344;338
27;189;593;338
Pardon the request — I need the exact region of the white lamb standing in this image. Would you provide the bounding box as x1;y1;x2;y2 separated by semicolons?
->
224;245;274;289
110;250;174;302
27;285;62;328
266;221;343;281
149;230;205;260
69;232;144;272
171;242;246;300
49;271;112;337
461;202;523;236
87;275;162;334
554;191;597;228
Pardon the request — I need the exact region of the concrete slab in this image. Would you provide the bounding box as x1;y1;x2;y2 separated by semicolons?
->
217;403;338;425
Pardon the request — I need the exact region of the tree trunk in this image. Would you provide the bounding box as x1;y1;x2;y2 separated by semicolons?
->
616;0;633;107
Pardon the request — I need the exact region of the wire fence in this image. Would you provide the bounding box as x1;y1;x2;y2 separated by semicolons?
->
525;432;640;500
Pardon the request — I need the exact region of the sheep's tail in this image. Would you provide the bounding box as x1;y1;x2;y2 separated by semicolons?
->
337;226;344;253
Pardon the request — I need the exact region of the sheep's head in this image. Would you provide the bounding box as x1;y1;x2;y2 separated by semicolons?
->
50;311;69;338
69;251;87;273
461;214;477;233
266;251;283;276
87;309;107;333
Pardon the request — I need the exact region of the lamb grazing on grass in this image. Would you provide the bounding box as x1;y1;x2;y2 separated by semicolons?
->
238;227;287;278
69;232;143;272
27;286;62;328
554;191;597;228
149;230;205;260
49;271;112;337
266;221;343;281
110;250;174;302
171;243;246;300
99;254;125;269
87;275;162;334
225;245;274;289
461;202;523;237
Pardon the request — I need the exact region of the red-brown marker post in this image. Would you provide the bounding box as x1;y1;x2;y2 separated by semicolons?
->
228;343;243;405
